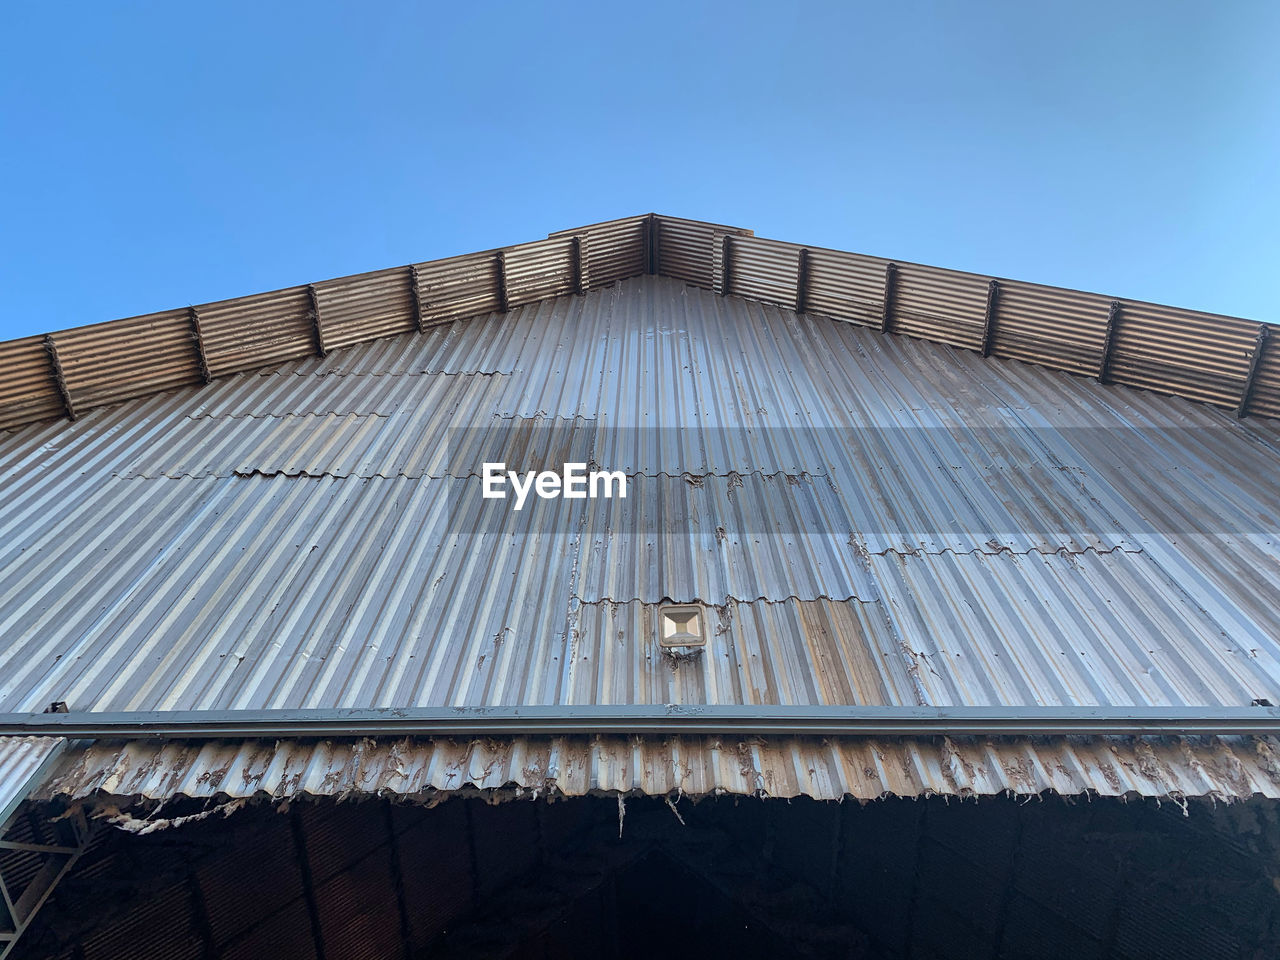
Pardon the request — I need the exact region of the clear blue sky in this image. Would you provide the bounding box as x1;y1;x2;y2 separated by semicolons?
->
2;2;1276;339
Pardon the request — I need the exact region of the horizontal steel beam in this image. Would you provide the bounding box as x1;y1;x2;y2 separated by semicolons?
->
0;705;1278;740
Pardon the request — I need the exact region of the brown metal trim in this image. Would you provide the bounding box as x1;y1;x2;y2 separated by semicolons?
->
645;214;659;275
880;263;898;334
409;264;425;333
719;234;734;296
43;335;76;421
188;307;212;383
795;248;811;314
571;236;584;294
307;284;327;358
495;251;509;312
1098;301;1122;383
1237;323;1271;418
981;280;1000;357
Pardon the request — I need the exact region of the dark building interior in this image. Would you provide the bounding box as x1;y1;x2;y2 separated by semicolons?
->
4;790;1277;959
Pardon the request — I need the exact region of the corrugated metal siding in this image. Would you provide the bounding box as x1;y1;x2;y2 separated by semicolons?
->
3;275;1280;802
0;736;64;825
33;734;1280;803
891;262;989;350
313;265;416;350
2;214;1274;434
0;336;64;430
1;276;1278;724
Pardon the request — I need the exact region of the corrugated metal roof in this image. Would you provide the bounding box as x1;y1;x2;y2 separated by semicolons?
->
32;733;1280;803
1;276;1278;714
2;274;1279;800
0;736;64;825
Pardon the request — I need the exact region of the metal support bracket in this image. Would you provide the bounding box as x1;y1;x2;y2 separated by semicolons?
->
495;251;509;313
43;336;76;422
1237;323;1271;419
981;280;1000;357
188;307;212;383
880;263;898;334
409;264;426;333
571;236;587;294
1098;300;1122;383
718;234;734;296
307;284;327;358
644;214;658;275
795;248;811;314
0;810;91;959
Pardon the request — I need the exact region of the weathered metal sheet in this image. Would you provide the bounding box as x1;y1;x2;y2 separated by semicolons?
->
565;600;918;707
197;285;316;376
313;265;417;351
1;276;1278;729
52;308;204;413
0;737;64;826
0;336;64;430
32;734;1280;803
869;548;1280;708
2;270;1279;803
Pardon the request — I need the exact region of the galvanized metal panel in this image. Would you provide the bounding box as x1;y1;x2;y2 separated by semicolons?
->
0;737;64;826
1;276;1278;725
2;273;1280;804
870;548;1280;708
566;599;918;707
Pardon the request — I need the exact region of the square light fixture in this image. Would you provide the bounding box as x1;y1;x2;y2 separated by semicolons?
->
658;604;705;648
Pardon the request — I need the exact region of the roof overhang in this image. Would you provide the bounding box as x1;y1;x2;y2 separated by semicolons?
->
1;213;1276;432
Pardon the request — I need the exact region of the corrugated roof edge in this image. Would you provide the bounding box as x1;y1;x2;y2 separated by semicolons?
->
30;733;1280;805
1;213;1276;433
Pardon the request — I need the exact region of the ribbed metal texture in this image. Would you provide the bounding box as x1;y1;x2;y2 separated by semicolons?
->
31;733;1280;802
0;736;63;825
3;214;1273;434
1;275;1279;802
0;336;62;430
1;276;1277;719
